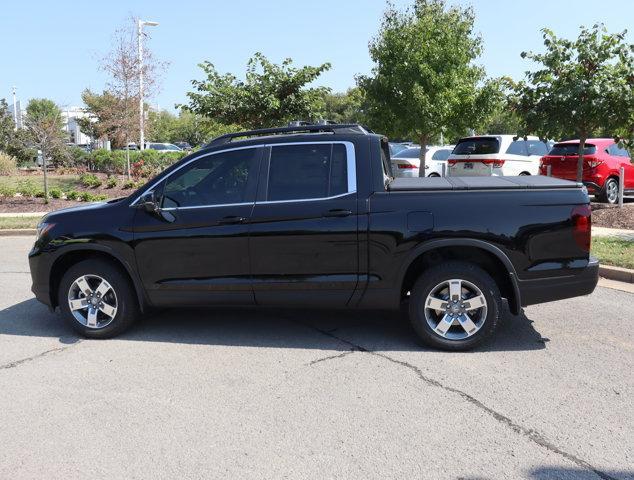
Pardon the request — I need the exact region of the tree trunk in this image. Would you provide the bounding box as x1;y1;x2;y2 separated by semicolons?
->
42;150;49;204
417;134;429;177
576;136;586;183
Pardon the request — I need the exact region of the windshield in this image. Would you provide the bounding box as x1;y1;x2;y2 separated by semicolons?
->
453;138;500;155
549;144;597;156
393;147;421;159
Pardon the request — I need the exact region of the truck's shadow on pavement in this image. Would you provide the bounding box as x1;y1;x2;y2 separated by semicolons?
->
0;298;549;352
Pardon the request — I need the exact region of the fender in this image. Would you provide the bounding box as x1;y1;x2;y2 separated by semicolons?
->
397;238;522;315
47;241;149;312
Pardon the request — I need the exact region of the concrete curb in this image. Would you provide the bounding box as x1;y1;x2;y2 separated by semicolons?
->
0;229;36;236
599;265;634;284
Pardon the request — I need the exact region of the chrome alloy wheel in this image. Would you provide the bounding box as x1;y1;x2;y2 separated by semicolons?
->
424;279;487;340
67;274;118;329
606;180;618;204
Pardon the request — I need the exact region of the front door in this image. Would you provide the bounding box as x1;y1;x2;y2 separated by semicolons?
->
249;142;359;306
133;146;262;307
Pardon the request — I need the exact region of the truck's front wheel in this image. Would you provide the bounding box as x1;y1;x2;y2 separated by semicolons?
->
408;261;501;351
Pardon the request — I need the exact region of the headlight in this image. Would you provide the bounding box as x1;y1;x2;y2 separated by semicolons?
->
35;222;55;241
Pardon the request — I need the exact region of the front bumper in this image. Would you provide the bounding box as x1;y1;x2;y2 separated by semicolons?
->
518;257;599;307
29;247;54;309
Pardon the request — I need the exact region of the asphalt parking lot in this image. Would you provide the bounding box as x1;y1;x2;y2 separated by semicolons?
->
0;236;632;480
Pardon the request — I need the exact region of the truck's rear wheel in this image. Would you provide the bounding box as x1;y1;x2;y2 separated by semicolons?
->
408;261;501;351
58;259;139;339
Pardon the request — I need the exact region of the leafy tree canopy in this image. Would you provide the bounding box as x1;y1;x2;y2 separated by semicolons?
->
358;0;501;171
180;52;331;129
510;23;634;180
320;88;368;125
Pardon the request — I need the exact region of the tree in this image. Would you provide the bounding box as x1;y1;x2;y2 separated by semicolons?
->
25;99;67;201
92;17;166;178
0;99;35;164
358;0;501;174
147;110;237;146
511;24;634;181
320;88;367;124
180;52;331;129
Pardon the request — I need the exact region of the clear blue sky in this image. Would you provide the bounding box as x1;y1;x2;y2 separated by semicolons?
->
2;0;633;112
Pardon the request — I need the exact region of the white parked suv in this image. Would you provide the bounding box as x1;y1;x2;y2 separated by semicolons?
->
447;135;549;176
391;145;454;177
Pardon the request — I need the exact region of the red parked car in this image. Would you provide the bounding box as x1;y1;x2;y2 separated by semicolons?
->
540;139;634;204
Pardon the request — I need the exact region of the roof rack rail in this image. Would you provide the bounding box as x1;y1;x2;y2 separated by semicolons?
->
205;123;369;148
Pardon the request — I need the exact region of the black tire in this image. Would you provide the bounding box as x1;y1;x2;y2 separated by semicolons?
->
519;172;531;176
428;173;440;177
58;258;139;339
408;261;501;351
598;177;619;204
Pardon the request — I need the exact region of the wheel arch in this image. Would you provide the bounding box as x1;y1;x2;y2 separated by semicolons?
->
49;246;147;312
398;239;521;315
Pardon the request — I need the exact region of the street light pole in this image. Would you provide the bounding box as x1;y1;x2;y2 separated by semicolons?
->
12;86;17;131
138;19;159;151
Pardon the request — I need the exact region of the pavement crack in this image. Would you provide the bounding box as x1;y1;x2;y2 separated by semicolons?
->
307;350;356;366
293;318;617;480
0;341;81;371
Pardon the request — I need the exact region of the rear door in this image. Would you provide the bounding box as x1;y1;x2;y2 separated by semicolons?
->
249;141;359;306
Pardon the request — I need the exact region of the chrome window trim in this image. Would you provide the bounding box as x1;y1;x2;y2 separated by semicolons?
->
129;144;264;207
131;140;358;210
161;202;253;212
256;191;355;205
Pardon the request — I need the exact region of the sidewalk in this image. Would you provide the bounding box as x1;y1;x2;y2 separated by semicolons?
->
592;226;634;241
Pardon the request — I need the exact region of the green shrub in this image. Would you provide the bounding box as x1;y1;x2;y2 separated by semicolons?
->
66;190;79;200
88;149;186;175
106;177;118;189
79;191;95;202
50;188;63;199
0;152;18;176
94;194;109;201
16;179;41;197
0;185;17;197
122;179;137;189
34;191;46;198
79;173;102;188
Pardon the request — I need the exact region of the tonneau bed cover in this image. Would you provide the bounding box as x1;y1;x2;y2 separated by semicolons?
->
388;176;581;191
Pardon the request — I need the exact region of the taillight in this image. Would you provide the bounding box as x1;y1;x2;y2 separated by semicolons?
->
572;205;591;252
585;157;603;168
481;159;506;168
397;163;417;169
448;159;457;166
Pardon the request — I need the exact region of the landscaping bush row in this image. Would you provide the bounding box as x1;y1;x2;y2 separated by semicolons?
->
0;178;144;202
88;149;187;175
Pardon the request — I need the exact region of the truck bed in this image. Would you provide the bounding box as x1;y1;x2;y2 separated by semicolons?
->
388;176;581;191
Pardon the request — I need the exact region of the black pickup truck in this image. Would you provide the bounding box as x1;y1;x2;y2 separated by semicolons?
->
29;124;598;350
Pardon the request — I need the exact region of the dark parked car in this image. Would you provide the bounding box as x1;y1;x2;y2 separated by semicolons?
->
29;124;598;350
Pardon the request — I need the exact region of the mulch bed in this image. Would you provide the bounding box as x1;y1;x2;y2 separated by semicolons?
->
591;202;634;230
0;197;84;213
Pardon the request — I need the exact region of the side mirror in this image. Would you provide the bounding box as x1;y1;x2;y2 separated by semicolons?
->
138;191;175;223
140;191;159;213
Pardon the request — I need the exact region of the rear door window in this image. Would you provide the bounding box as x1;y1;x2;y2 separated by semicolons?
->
453;138;500;155
267;143;350;201
505;141;528;156
526;140;549;156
